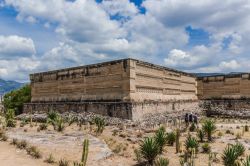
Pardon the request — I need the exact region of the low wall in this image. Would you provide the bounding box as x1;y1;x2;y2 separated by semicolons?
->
131;100;201;121
24;102;133;120
201;99;250;118
24;100;202;120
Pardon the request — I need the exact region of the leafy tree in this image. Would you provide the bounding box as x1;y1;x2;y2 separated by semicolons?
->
3;84;31;115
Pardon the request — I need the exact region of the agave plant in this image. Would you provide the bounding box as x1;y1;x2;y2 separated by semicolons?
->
54;116;65;132
47;109;58;122
222;145;240;166
242;156;250;166
154;126;168;153
234;142;245;157
154;157;169;166
139;137;159;165
202;119;216;141
185;136;199;152
166;131;176;146
222;143;245;166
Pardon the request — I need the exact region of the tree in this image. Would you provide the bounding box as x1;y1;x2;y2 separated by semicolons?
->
3;84;31;115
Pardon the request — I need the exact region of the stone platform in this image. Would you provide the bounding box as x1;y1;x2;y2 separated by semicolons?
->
24;100;200;120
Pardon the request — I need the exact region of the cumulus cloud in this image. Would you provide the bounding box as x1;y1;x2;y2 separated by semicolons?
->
219;60;240;70
0;35;36;59
2;0;250;81
100;0;139;19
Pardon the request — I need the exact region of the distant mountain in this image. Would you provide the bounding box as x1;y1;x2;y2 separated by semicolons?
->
193;73;224;77
0;79;24;96
193;72;245;77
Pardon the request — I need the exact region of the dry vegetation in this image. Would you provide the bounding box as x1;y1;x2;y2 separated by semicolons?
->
1;109;250;166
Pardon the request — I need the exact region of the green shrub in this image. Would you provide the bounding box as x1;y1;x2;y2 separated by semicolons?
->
139;137;159;165
53;116;65;132
166;132;176;146
47;110;58;122
233;142;245;157
222;143;245;166
154;126;168;153
202;119;216;141
202;143;211;153
5;109;16;127
185;136;199;152
3;84;31;115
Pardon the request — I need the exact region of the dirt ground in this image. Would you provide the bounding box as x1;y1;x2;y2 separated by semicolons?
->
0;118;250;166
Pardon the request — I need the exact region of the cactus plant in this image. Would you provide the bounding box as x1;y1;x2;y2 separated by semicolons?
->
81;139;89;166
93;117;105;135
176;128;180;153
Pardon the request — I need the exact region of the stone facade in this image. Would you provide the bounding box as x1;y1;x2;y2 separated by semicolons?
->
197;73;250;99
197;73;250;118
25;59;198;120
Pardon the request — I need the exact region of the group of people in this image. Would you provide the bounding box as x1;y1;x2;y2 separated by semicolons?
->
185;113;198;124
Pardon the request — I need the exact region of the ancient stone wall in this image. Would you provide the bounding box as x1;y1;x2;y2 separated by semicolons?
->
27;58;200;120
197;73;250;99
30;59;131;102
201;99;250;118
129;59;197;102
131;101;201;121
24;102;132;119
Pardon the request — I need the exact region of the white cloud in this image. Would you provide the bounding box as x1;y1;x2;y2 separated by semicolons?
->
219;60;240;70
100;0;139;19
3;0;250;81
0;35;36;59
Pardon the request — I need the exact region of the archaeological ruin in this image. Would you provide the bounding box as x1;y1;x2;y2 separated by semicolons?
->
24;59;250;120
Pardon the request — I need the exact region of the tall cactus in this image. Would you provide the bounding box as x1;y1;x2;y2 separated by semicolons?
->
176;128;180;153
81;139;89;166
190;148;196;166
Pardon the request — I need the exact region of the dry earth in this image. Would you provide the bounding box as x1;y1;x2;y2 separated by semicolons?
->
0;118;250;166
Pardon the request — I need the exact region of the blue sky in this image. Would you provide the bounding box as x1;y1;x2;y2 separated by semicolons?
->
0;0;250;82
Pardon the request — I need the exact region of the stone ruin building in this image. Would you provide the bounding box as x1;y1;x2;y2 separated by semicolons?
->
197;73;250;118
24;58;250;120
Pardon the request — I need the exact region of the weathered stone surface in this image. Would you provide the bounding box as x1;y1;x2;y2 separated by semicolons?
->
25;58;198;120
